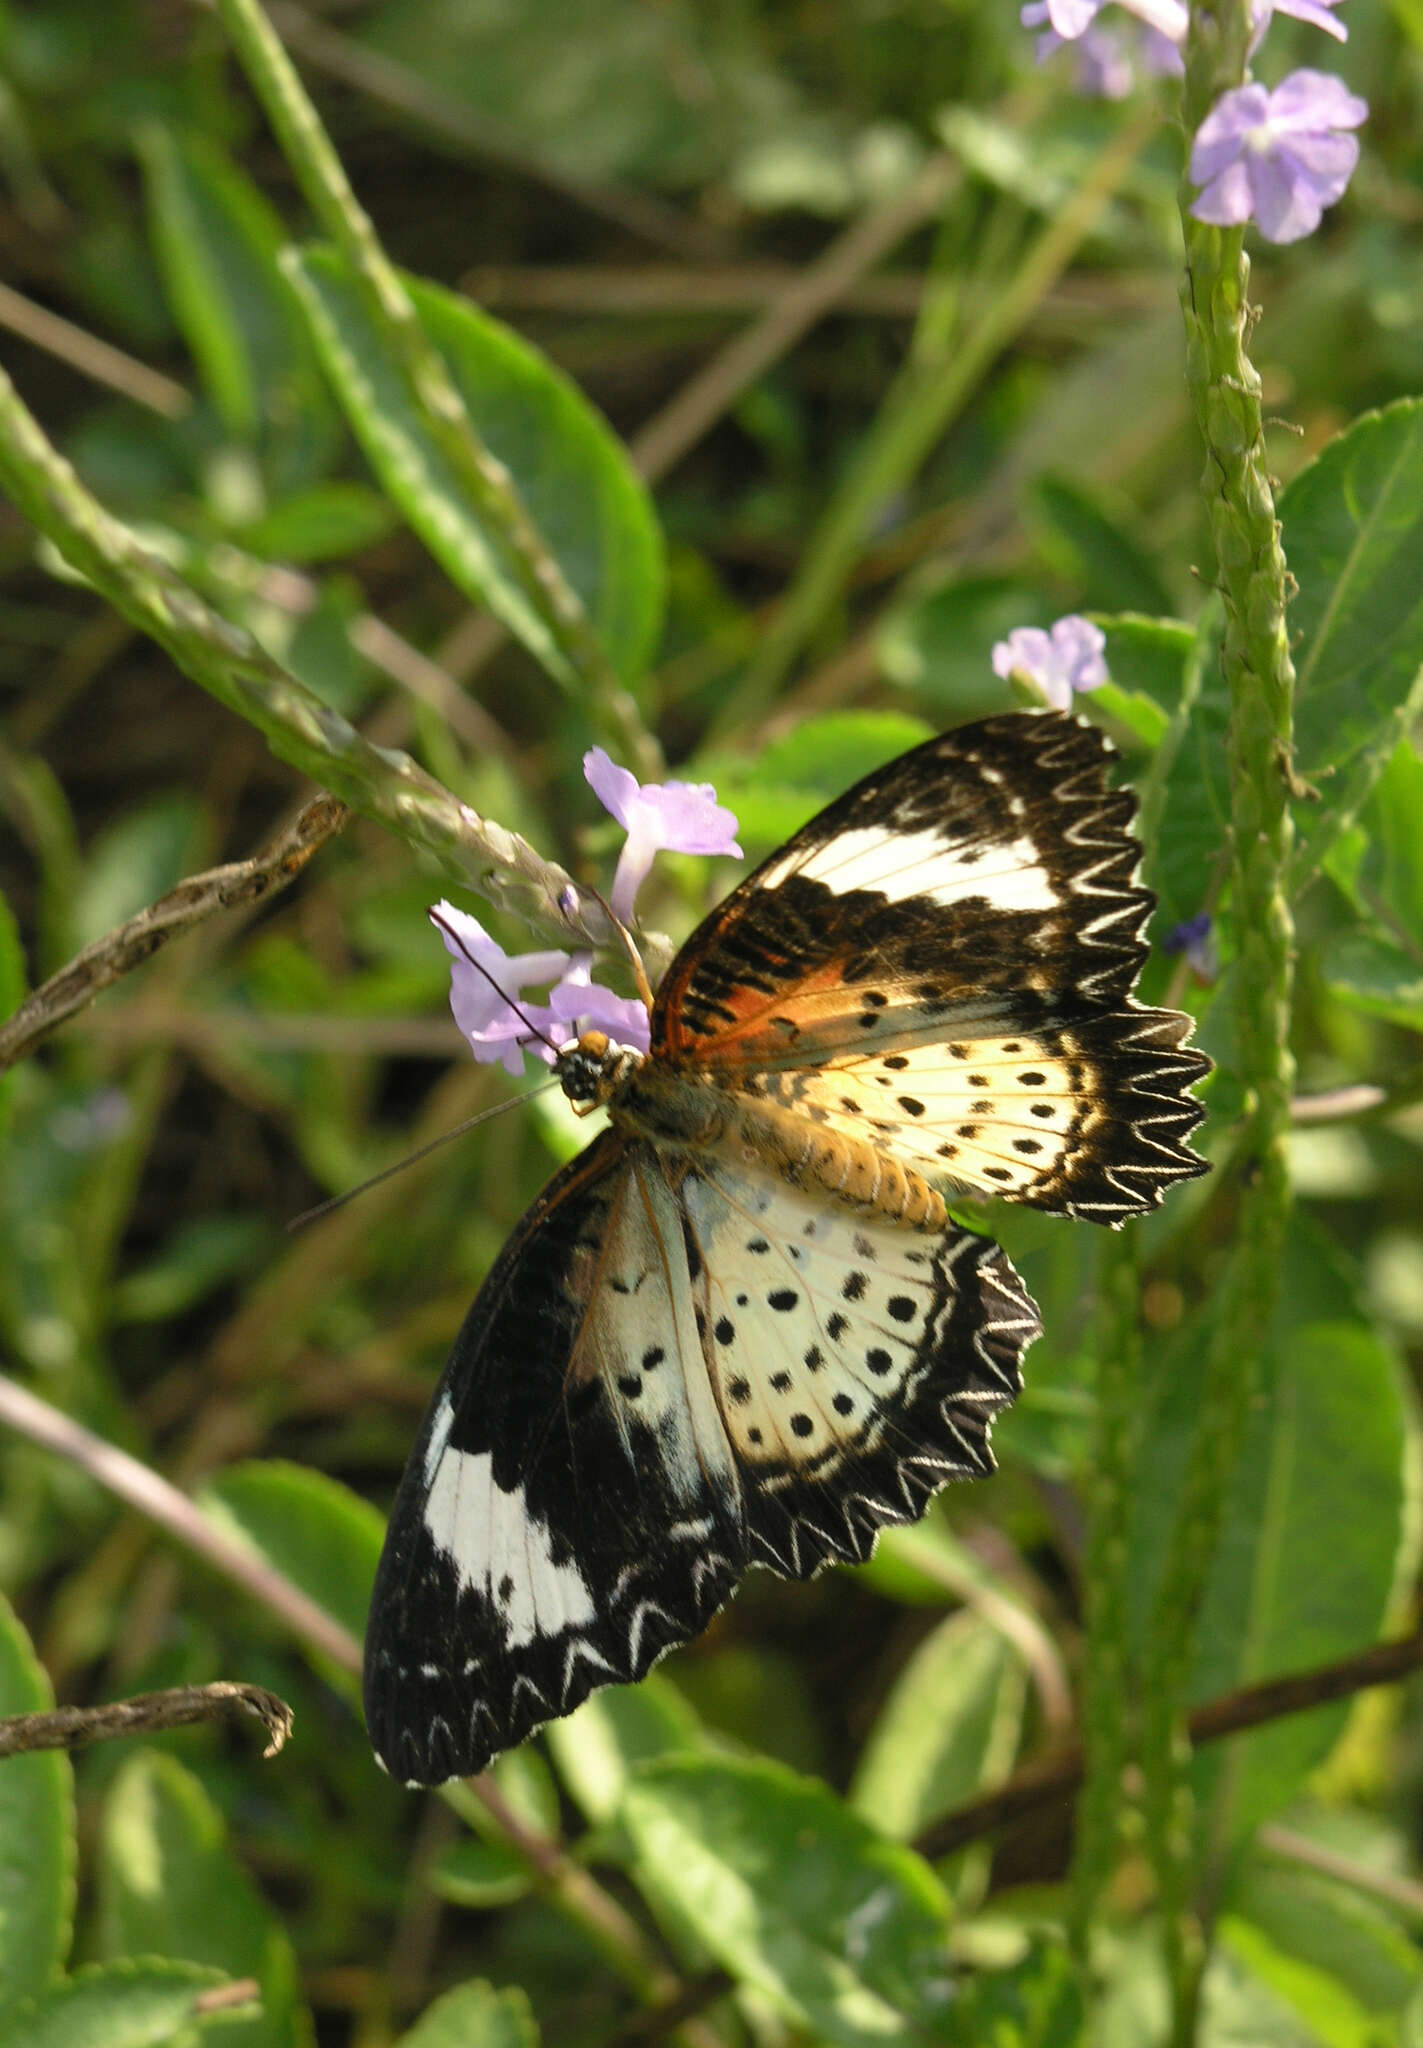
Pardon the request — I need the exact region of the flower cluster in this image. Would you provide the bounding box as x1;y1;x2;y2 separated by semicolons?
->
1024;0;1365;245
435;756;741;1078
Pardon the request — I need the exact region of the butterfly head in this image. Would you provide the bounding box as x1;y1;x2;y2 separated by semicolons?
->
557;1030;643;1115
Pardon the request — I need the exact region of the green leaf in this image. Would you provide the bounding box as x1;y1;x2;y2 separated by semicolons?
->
393;1979;538;2048
1227;1844;1422;2034
1283;398;1423;880
940;1940;1083;2048
110;1215;271;1325
1314;742;1423;1026
1321;930;1423;1033
283;247;665;689
1361;740;1423;931
136;127;337;488
6;1958;240;2048
1216;1914;1383;2047
71;795;205;952
431;1754;553;1912
1031;477;1175;617
0;1594;74;2023
1131;1280;1414;1846
876;575;1047;717
1203;1930;1342;2047
428;1837;535;1911
233;483;397;565
195;1461;382;1651
1087;680;1169;753
1097;615;1194;733
97;1751;312;2048
545;1673;705;1826
695;711;934;852
0;887;25;1017
621;1756;956;2044
1144;611;1229;937
138;124;258;438
849;1609;1027;1849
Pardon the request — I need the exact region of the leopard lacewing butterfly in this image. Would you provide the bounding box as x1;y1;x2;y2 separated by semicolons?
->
364;711;1208;1785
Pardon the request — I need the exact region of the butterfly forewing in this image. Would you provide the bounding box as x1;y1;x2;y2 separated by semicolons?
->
651;712;1208;1218
364;1132;746;1786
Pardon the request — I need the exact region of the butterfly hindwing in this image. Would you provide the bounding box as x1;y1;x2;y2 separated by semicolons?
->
652;713;1205;1218
674;1152;1038;1578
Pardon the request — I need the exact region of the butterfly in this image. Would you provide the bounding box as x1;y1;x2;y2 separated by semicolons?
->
364;710;1209;1785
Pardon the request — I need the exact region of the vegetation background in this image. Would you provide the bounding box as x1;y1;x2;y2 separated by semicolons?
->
0;0;1421;2043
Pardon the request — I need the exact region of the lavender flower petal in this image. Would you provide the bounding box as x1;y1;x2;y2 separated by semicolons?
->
992;616;1108;711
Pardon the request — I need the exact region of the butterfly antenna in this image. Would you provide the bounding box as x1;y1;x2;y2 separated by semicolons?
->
427;905;566;1057
582;884;656;1014
287;1080;563;1231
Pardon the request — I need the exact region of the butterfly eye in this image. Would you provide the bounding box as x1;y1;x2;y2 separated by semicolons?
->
560;1055;600;1104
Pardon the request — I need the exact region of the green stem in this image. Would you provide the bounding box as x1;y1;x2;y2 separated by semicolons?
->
213;0;654;772
709;109;1152;735
1069;1229;1142;1972
1143;5;1298;2039
0;363;607;951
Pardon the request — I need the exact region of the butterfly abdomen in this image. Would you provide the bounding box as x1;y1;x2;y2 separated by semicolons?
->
611;1065;945;1230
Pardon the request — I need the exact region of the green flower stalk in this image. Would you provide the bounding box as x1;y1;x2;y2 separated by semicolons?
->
213;0;654;773
1142;0;1300;2035
0;365;609;954
1070;1227;1143;1967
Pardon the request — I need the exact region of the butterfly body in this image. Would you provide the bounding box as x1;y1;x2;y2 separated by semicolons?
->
580;1039;950;1230
365;712;1210;1786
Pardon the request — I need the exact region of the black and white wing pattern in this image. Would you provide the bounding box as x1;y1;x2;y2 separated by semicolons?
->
363;1132;1035;1786
653;712;1208;1221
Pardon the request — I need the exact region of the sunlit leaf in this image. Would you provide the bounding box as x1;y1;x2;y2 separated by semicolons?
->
850;1608;1027;1849
5;1959;240;2048
546;1673;705;1826
136;126;338;490
393;1979;538;2048
1284;398;1423;879
97;1751;312;2048
196;1461;382;1650
622;1756;956;2044
284;248;665;689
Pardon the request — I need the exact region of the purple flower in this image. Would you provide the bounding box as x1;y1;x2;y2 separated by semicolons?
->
431;902;570;1075
431;902;651;1076
992;616;1108;711
549;960;651;1056
1189;70;1366;242
1252;0;1347;45
1021;0;1188;50
1071;24;1136;97
1027;11;1183;93
1162;911;1216;981
584;749;742;925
